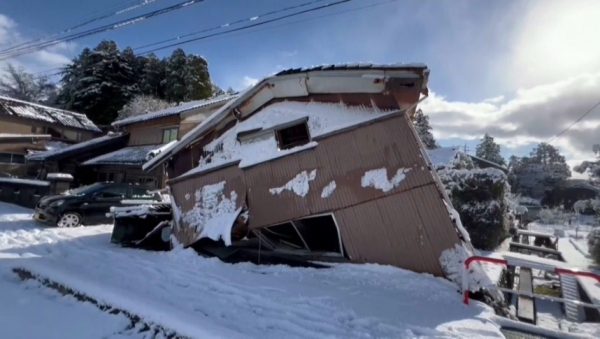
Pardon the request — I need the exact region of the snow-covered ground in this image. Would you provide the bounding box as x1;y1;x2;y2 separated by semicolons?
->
0;201;595;338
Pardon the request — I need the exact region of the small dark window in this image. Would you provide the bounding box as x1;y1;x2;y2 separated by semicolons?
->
98;172;115;182
275;123;310;150
11;154;25;164
0;153;13;163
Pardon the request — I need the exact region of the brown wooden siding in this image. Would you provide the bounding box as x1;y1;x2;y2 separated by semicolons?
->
243;114;437;229
170;165;246;246
125;115;181;146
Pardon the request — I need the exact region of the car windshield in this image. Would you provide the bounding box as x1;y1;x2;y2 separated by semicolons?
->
66;183;106;196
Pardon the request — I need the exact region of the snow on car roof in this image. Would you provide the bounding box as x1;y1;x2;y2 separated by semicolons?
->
81;144;163;166
0;96;101;132
112;94;238;127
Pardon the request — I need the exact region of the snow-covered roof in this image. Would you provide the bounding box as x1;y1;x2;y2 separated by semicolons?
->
275;62;428;76
112;94;238;127
0;96;101;132
143;62;430;173
81;144;162;166
426;147;460;169
27;133;128;161
46;173;74;180
176;101;397;180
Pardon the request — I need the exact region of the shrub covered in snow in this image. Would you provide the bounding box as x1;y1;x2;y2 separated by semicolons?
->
538;207;570;225
438;167;510;250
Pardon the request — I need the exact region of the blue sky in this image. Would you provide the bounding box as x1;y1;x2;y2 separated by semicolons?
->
1;0;600;174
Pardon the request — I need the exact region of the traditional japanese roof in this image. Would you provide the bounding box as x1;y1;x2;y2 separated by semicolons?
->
27;133;128;161
27;140;72;155
81;144;162;166
143;62;430;172
0;96;101;132
112;94;238;127
275;62;428;76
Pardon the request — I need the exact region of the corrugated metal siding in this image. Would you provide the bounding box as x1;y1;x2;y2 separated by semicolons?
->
170;165;246;246
245;114;435;229
334;185;456;276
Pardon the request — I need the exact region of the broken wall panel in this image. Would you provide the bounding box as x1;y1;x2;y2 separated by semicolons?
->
169;165;247;246
244;114;436;229
334;186;456;276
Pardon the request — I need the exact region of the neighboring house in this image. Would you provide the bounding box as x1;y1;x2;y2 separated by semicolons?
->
145;63;471;277
0;96;101;176
78;95;237;189
26;133;129;185
547;179;600;211
426;147;508;173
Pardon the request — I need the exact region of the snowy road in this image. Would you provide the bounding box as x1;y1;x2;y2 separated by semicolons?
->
0;201;510;338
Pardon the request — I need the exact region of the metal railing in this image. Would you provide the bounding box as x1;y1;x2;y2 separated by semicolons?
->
462;255;600;309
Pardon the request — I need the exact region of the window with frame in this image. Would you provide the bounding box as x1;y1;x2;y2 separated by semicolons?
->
162;127;178;144
275;122;310;150
95;186;128;199
0;153;25;164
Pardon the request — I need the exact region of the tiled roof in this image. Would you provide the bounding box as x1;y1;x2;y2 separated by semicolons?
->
275;62;428;76
27;133;128;161
0;96;101;132
81;144;161;166
112;94;238;127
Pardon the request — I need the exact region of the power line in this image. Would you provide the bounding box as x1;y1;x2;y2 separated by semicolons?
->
134;0;330;50
32;0;399;79
138;0;355;54
0;0;206;61
547;99;600;144
0;0;161;54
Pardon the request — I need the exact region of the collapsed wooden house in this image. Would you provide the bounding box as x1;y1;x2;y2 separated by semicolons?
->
145;63;471;276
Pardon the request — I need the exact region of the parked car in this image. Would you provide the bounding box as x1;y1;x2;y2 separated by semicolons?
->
34;182;161;227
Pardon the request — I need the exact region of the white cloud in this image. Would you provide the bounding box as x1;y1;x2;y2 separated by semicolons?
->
0;13;74;75
240;76;258;89
421;71;600;167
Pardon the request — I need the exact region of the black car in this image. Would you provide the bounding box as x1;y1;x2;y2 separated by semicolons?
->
34;182;162;227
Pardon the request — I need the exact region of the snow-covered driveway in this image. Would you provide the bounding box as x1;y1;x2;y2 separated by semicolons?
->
0;201;505;338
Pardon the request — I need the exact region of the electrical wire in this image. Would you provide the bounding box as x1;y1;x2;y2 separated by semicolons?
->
0;0;206;61
32;0;399;79
0;0;163;54
138;0;354;54
547;99;600;144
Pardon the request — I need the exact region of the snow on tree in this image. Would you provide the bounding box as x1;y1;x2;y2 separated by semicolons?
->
475;133;505;165
117;95;175;120
574;144;600;182
0;63;57;102
57;40;137;124
211;82;225;97
413;109;439;150
184;54;212;101
508;143;571;199
140;53;165;98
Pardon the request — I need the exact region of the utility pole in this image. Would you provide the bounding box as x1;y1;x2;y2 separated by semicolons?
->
463;143;470;154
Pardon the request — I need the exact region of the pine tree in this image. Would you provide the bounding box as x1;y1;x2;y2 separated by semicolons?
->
184;54;212;101
164;49;187;103
141;53;165;98
475;133;505;165
58;40;137;124
413;109;438;150
575;144;600;182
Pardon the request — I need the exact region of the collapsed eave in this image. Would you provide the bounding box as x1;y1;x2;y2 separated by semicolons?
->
142;65;430;172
